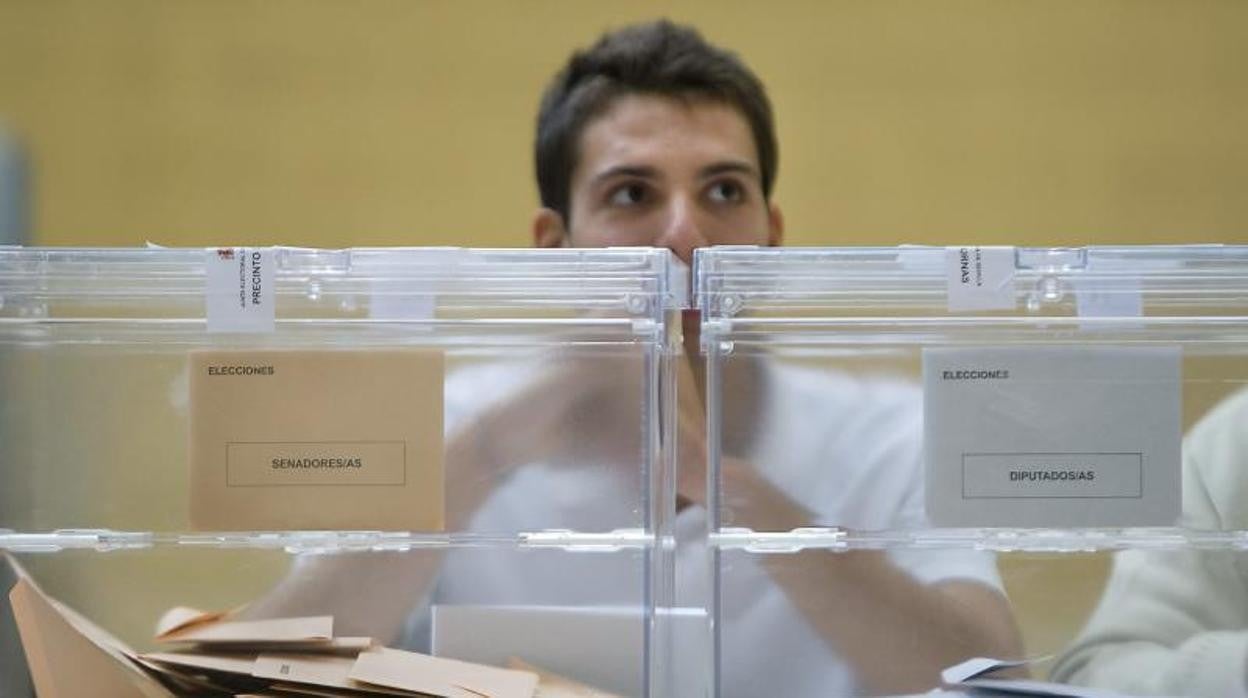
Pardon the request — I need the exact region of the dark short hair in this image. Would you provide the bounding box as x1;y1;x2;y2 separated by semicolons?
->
535;19;778;227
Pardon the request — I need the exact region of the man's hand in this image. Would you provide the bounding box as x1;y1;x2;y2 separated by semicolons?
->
671;352;812;531
670;351;1023;693
442;351;647;528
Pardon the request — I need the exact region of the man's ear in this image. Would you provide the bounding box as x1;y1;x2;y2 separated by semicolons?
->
767;202;785;247
532;208;569;249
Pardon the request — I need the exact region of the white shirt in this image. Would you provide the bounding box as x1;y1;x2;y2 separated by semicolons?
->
403;359;1002;696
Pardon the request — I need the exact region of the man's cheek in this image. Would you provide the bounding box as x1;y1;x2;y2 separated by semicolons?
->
715;213;771;245
577;218;658;248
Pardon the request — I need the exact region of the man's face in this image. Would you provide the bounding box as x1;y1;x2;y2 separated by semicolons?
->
534;94;782;264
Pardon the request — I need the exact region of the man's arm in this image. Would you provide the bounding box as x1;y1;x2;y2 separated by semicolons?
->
677;358;1023;694
765;550;1021;694
236;550;443;643
235;357;637;642
719;454;1024;695
1048;547;1248;698
1051;393;1248;698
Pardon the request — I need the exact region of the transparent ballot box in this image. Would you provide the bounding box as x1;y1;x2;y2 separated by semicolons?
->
0;246;682;697
695;245;1248;698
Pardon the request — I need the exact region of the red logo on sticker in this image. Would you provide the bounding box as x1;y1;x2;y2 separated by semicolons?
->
216;249;235;260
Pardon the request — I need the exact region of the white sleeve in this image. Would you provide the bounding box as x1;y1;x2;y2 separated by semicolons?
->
1050;391;1248;697
770;368;1004;592
1049;547;1248;698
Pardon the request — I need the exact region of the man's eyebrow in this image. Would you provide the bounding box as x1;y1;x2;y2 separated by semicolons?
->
699;160;759;180
589;165;661;186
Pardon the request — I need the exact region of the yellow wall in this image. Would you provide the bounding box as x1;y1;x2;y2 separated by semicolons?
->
1;0;1246;248
2;0;1247;663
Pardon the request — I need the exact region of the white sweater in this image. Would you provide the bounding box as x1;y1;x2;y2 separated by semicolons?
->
1050;389;1248;697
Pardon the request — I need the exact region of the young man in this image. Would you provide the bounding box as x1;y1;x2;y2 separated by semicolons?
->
530;20;1022;694
246;20;1022;696
529;21;782;263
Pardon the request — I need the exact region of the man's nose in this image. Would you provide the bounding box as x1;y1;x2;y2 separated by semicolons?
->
656;196;709;265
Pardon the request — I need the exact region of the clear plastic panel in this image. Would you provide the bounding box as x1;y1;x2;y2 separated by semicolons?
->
3;542;655;696
704;336;1248;537
0;247;677;538
0;247;680;697
698;245;1248;698
697;245;1248;541
1;341;656;536
714;546;1248;697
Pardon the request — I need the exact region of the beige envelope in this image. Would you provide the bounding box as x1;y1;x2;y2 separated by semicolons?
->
154;605;231;638
252;654;412;695
133;658;226;695
267;689;353;698
350;647;538;698
507;658;623;698
142;650;259;676
159;614;334;646
189;349;445;531
157;607;372;652
144;651;420;696
191;636;375;655
253;653;355;683
267;685;414;698
268;686;362;697
7;567;174;698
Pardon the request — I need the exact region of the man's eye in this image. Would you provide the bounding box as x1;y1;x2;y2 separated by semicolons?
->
707;180;744;204
608;183;648;207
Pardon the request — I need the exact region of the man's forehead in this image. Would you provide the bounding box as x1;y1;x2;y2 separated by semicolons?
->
573;94;761;182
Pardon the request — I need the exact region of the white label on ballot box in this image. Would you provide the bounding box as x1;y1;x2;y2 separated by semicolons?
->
205;247;275;333
923;346;1181;527
945;246;1016;312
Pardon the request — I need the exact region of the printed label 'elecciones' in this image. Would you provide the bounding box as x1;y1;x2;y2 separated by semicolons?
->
923;345;1180;527
190;349;444;531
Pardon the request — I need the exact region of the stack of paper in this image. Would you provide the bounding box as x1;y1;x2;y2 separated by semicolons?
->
940;657;1136;698
5;555;616;698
